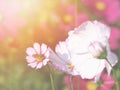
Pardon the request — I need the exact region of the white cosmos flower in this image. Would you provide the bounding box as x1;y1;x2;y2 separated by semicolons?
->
49;41;79;75
26;43;50;69
50;20;118;81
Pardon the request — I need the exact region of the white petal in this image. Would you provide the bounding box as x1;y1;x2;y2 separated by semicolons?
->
94;73;102;82
33;42;40;54
49;48;68;71
43;59;49;65
44;50;50;58
28;62;37;68
66;34;89;54
36;63;42;69
105;61;112;75
55;41;71;61
26;47;36;56
76;58;105;79
107;52;118;66
93;20;111;39
70;53;93;65
26;56;35;63
41;43;47;54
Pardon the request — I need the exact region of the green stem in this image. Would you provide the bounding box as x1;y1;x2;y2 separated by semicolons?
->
105;59;120;90
70;75;74;90
50;72;54;90
48;66;54;90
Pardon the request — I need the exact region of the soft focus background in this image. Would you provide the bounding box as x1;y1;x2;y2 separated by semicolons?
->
0;0;120;90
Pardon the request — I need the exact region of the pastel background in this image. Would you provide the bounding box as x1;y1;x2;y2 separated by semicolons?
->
0;0;120;90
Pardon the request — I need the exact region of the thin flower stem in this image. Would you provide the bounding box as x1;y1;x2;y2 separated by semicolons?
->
50;72;55;90
47;66;55;90
105;59;120;90
105;58;113;68
70;75;74;90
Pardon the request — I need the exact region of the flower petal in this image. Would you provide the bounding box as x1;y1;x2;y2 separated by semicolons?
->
43;59;49;65
44;49;50;58
76;58;105;79
36;62;42;69
33;42;40;54
41;43;47;54
55;41;71;61
26;47;36;56
49;48;69;71
28;62;37;68
107;52;118;66
26;56;35;63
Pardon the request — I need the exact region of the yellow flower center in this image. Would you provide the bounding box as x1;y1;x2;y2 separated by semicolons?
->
87;81;97;90
63;14;72;23
34;54;45;62
95;1;106;11
68;64;74;70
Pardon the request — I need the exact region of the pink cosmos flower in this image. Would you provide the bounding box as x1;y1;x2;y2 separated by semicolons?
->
97;73;115;90
26;43;50;69
82;0;120;23
65;75;97;90
58;4;89;31
109;27;120;50
50;21;118;81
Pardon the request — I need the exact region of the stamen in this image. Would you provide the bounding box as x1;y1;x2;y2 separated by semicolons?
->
34;54;45;62
68;64;74;70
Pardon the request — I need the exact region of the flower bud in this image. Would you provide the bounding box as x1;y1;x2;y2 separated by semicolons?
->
88;42;107;59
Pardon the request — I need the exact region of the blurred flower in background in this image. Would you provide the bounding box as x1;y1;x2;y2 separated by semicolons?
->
97;73;115;90
82;0;120;23
109;27;120;50
0;0;27;42
58;4;89;31
65;74;97;90
65;72;115;90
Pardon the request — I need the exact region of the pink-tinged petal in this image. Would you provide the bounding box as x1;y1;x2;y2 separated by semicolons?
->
49;48;66;65
41;43;47;54
28;62;37;68
26;56;35;63
36;63;42;69
43;59;49;65
56;41;71;61
105;61;112;75
44;50;50;58
107;52;118;66
33;42;40;54
26;47;36;56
